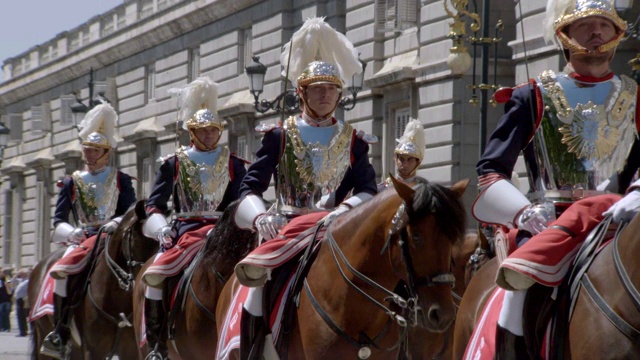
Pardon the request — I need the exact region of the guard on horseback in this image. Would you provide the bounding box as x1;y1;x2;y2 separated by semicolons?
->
230;17;377;359
41;103;137;359
140;76;247;360
470;0;640;358
379;118;425;190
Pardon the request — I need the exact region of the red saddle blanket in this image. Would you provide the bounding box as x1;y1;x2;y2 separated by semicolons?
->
216;274;295;359
464;287;550;359
29;263;57;321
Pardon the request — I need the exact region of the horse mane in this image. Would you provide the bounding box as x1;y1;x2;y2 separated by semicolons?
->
201;199;257;268
338;177;466;245
410;177;467;244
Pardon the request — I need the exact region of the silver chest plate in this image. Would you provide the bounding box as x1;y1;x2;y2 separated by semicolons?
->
71;167;120;228
174;146;230;218
275;116;353;215
527;70;637;202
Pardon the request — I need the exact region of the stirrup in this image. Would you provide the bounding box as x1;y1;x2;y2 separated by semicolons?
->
145;349;166;360
40;332;70;360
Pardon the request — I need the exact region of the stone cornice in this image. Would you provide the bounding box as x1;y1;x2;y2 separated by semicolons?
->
0;0;261;107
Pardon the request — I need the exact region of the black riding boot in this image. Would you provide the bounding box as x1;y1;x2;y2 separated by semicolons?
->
240;308;267;360
145;299;168;360
40;294;72;359
494;324;529;360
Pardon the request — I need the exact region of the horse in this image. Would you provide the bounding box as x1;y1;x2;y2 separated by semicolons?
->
452;215;640;359
78;199;158;358
28;199;154;359
216;177;469;359
132;199;256;360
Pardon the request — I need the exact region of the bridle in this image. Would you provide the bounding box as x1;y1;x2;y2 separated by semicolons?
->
304;200;455;358
104;223;147;292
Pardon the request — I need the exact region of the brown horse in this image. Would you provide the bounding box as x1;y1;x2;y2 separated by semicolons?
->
78;199;158;358
133;199;256;360
453;216;640;359
216;177;469;359
28;199;154;359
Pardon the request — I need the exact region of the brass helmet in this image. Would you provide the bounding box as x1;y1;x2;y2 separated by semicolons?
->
394;119;425;163
281;17;362;116
169;77;223;149
78;103;118;150
544;0;627;57
77;103;118;169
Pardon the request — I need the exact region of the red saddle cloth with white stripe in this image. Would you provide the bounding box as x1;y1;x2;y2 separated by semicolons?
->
216;212;327;359
30;264;57;321
463;287;551;360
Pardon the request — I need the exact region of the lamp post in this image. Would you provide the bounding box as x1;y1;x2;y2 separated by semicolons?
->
616;1;640;83
69;68;108;127
0;122;10;166
443;0;503;156
245;56;366;114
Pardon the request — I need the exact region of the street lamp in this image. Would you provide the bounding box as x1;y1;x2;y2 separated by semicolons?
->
443;0;504;155
69;68;109;127
0;122;10;166
245;56;366;114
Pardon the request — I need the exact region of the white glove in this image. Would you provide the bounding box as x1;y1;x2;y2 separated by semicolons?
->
103;220;120;234
323;204;351;227
603;190;640;223
68;228;87;245
255;213;288;241
516;201;556;236
157;226;175;249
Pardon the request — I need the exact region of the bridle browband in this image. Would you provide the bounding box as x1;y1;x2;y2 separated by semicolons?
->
305;198;456;357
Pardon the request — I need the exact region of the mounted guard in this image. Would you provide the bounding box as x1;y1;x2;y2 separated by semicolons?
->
224;16;378;359
379;118;426;190
467;0;640;358
140;76;247;360
41;103;136;359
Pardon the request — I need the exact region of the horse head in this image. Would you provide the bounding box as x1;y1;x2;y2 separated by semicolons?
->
105;200;159;291
387;176;468;333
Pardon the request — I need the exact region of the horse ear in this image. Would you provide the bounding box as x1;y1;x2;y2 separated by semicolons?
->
451;179;469;199
389;173;415;204
135;200;147;221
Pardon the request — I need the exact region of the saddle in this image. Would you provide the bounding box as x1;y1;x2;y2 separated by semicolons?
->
521;217;614;360
244;224;325;360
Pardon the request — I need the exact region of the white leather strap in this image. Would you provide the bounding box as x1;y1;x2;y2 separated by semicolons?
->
472;179;530;228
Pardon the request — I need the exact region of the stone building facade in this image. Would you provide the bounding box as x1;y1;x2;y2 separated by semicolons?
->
0;0;638;268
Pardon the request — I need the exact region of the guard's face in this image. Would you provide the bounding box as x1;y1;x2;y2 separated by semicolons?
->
567;17;617;51
193;126;221;150
82;147;108;170
304;84;341;119
396;154;420;179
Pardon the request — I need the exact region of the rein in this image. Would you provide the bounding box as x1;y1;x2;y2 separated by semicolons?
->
308;199;455;357
104;226;145;292
578;221;640;342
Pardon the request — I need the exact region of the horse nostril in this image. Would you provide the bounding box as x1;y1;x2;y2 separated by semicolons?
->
428;305;442;325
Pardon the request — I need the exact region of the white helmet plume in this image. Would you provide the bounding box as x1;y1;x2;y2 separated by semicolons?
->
77;103;118;149
281;17;362;88
168;77;220;130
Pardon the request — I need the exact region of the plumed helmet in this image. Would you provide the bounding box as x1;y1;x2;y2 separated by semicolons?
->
395;119;425;163
281;17;362;89
169;76;223;131
77;103;118;149
544;0;627;54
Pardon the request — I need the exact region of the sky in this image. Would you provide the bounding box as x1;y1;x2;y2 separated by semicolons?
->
0;0;124;81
